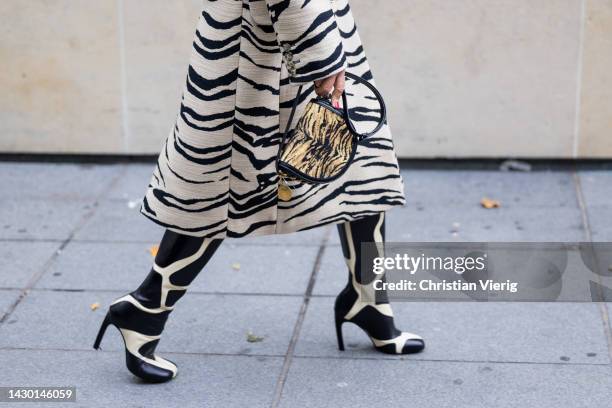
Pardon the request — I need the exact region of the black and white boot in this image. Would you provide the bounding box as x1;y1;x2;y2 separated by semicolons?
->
335;213;425;355
93;230;222;383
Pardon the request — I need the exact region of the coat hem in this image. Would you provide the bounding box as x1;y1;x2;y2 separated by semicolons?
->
140;199;405;239
276;202;405;236
139;204;227;240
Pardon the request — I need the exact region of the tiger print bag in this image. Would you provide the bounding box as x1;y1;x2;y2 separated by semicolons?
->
276;72;386;201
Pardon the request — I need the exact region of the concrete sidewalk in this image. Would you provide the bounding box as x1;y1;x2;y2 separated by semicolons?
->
1;161;611;407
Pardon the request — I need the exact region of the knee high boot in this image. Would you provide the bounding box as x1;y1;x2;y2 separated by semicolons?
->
334;213;425;355
93;230;222;382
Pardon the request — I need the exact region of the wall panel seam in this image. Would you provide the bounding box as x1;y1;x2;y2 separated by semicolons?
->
572;0;587;158
117;0;130;153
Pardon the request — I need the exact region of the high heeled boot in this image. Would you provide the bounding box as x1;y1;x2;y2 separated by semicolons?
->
93;230;222;382
334;213;425;355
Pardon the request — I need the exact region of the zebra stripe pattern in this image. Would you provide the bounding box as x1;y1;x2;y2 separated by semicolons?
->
141;0;405;239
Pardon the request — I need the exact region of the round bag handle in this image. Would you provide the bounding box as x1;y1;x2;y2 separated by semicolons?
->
283;71;387;142
342;72;387;141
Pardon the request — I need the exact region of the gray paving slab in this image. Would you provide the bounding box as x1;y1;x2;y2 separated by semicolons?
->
311;245;348;296
607;304;612;339
190;242;316;294
0;289;20;317
0;162;122;200
579;171;612;207
584;206;612;242
0;349;282;408
605;299;612;338
0;241;61;288
161;293;301;355
329;169;584;244
328;205;586;244
295;297;610;364
553;249;612;302
105;163;155;200
0;290;302;357
0;198;94;240
401;206;582;243
73;200;165;242
278;358;612;408
401;170;578;208
36;241;161;291
578;171;612;241
37;241;316;295
0;290;120;351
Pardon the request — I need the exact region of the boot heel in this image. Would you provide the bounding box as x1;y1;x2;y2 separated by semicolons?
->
334;311;345;351
93;312;112;350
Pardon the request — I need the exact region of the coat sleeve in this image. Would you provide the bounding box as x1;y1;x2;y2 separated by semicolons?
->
265;0;347;84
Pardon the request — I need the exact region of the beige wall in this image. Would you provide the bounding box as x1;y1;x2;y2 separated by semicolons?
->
1;0;610;158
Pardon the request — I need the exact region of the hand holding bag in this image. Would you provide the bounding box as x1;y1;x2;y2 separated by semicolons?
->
276;72;387;201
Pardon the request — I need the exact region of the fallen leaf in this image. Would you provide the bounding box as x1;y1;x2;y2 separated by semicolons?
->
480;198;501;209
246;331;264;343
90;302;100;311
149;245;159;258
232;263;241;271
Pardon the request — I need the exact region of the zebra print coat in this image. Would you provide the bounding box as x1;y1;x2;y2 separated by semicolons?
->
141;0;406;239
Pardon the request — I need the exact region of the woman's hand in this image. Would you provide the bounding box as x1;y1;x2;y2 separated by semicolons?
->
314;70;345;108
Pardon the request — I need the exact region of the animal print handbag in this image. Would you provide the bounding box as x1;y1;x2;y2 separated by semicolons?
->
276;72;386;201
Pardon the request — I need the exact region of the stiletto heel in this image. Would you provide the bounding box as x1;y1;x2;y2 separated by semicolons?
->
91;234;223;383
335;290;425;355
93;297;177;383
93;312;112;350
335;312;345;351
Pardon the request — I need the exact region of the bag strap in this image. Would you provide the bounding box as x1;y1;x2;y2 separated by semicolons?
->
282;84;306;137
281;72;386;142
